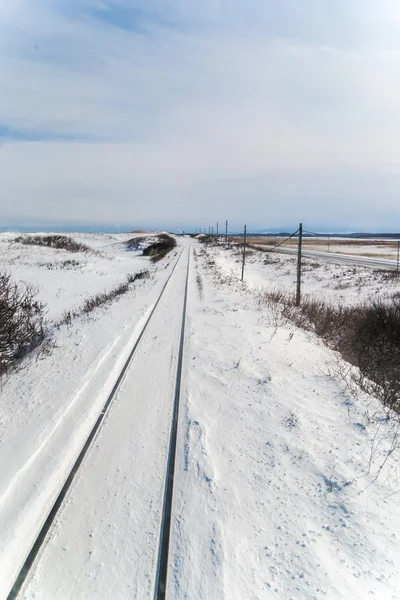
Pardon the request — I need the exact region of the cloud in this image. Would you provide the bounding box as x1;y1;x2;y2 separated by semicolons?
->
1;0;400;230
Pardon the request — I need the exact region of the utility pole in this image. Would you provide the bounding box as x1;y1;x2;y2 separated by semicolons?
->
397;240;400;274
212;226;214;236
296;223;303;306
217;222;219;237
241;224;247;281
225;220;228;246
209;226;210;235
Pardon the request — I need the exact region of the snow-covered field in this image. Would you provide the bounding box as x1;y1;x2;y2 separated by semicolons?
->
0;231;154;320
211;242;400;306
248;238;400;260
1;234;399;599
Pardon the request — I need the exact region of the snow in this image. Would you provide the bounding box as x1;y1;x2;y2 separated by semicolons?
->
20;245;191;599
210;242;400;306
170;245;400;598
0;232;182;597
0;236;399;599
249;238;400;260
0;232;153;321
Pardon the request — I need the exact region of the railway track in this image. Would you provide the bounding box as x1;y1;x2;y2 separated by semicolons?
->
7;244;191;600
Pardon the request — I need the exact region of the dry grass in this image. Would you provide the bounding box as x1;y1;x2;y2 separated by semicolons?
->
56;270;149;327
15;235;92;254
243;237;399;260
264;290;400;412
245;237;399;248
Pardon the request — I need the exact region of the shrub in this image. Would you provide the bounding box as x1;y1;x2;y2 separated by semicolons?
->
264;290;400;412
0;272;47;375
16;235;91;253
125;233;176;262
144;240;176;263
198;235;212;244
125;237;144;251
38;259;81;270
56;271;149;327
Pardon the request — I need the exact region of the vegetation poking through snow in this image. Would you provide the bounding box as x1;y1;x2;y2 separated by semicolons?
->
263;291;400;412
0;272;47;376
56;270;149;327
200;243;400;413
125;233;176;262
143;235;176;262
16;235;92;254
37;259;81;270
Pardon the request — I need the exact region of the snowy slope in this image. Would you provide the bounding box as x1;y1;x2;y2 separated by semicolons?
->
0;232;150;320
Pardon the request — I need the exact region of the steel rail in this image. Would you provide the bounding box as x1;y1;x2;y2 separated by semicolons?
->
7;246;186;600
153;247;190;600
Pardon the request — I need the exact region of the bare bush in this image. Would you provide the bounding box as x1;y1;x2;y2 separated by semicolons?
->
283;411;300;430
143;235;176;262
125;237;146;251
0;272;47;375
263;290;400;412
375;270;399;281
196;274;204;299
125;234;176;262
16;235;92;253
197;235;212;244
38;259;81;270
56;270;149;327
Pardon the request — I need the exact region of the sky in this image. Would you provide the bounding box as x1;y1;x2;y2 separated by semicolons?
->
1;0;400;232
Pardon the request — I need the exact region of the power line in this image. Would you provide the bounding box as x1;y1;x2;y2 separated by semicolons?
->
261;229;299;253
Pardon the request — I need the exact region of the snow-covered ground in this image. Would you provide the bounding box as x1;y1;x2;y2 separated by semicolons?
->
210;242;400;306
21;245;191;599
0;232;182;596
248;238;399;260
0;231;157;320
1;235;399;599
171;244;400;599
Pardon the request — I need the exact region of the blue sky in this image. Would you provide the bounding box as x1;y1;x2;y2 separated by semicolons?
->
1;0;400;231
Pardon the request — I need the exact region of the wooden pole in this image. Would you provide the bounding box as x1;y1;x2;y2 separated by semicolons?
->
296;223;303;306
225;220;228;246
241;225;247;281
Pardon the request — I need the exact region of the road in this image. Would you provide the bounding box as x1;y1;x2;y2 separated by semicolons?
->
252;244;399;270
